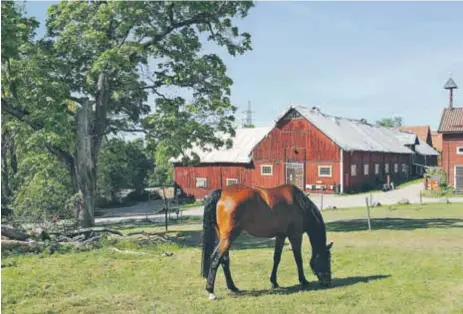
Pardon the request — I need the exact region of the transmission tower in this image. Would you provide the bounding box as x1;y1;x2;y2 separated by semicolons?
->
242;100;254;127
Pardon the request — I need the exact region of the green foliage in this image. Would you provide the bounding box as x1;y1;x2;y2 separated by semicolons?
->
425;167;447;186
375;116;403;128
97;138;154;201
2;1;254;225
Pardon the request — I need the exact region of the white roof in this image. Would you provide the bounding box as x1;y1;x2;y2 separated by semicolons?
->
276;105;414;154
415;137;440;156
170;126;272;164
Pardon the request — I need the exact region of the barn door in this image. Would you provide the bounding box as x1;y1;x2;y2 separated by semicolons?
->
455;166;463;191
286;162;304;190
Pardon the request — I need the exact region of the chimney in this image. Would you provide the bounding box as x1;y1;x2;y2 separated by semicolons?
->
443;77;458;109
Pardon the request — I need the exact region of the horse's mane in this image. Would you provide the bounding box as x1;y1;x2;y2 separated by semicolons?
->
293;187;324;226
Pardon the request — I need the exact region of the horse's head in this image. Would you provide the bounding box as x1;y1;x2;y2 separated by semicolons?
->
310;241;333;287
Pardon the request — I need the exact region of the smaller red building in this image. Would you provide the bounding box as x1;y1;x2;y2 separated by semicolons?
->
438;107;463;191
437;77;463;191
172;105;421;199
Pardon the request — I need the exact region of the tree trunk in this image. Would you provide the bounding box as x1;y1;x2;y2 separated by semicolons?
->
75;102;97;228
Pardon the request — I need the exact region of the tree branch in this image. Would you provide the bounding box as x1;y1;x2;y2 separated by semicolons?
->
1;97;75;169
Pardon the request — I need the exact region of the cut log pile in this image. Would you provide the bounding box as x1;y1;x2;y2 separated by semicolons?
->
1;224;171;256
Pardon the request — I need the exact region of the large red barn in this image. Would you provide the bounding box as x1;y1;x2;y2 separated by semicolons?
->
172;105;432;199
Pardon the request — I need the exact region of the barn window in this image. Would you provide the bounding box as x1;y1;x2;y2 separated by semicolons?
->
364;164;369;176
351;164;357;176
318;166;332;177
196;177;208;188
402;163;407;173
226;178;238;186
394;163;398;173
375;164;380;175
385;163;389;173
261;165;273;175
457;146;463;155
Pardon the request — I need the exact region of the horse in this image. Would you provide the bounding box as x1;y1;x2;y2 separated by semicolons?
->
200;183;333;300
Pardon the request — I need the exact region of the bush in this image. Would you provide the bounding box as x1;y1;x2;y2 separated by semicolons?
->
124;190;162;203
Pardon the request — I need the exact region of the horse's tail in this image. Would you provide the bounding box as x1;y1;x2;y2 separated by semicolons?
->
200;189;222;278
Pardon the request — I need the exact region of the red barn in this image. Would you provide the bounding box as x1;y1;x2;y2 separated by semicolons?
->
437;107;463;191
172;105;419;199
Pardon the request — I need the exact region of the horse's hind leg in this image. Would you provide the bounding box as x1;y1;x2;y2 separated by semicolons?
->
270;235;286;289
206;235;236;299
221;250;239;292
288;232;309;286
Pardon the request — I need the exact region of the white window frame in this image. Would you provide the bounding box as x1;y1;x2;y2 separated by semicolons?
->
318;165;332;177
196;177;208;188
261;165;273;176
394;163;398;173
375;164;380;175
351;164;357;176
226;178;238;186
364;164;369;176
385;163;389;174
457;146;463;155
402;163;407;173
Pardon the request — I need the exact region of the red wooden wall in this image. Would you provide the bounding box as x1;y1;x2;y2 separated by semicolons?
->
440;133;463;187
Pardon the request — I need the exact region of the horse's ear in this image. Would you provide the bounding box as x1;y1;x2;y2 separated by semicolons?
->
327;242;333;250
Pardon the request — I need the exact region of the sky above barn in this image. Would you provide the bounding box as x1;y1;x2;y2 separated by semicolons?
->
24;1;463;132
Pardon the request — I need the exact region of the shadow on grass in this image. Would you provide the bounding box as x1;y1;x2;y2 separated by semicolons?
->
231;274;390;297
174;230;276;250
326;218;463;233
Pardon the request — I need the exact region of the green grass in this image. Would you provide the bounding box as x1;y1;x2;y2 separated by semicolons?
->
2;203;463;314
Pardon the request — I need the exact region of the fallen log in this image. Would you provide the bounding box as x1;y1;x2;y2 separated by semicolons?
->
1;240;43;253
1;225;28;241
126;230;164;237
50;227;123;238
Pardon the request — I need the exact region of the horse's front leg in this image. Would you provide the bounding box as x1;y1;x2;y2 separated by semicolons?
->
288;233;309;286
270;235;286;288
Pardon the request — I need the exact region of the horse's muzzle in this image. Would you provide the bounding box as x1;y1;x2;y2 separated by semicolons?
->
318;273;331;287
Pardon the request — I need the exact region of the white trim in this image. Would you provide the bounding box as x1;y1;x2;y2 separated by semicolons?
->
375;164;380;175
260;164;273;176
457;146;463;155
340;148;344;194
318;165;332;177
226;178;238;186
385;163;389;174
394;163;398;173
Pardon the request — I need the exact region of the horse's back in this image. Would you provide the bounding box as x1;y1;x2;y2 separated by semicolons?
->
216;184;304;238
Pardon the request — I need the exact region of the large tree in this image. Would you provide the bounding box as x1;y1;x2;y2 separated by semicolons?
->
375;116;403;128
2;1;254;227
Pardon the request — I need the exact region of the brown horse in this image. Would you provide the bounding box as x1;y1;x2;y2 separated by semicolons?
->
200;184;333;300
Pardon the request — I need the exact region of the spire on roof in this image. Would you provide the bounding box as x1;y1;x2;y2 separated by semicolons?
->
444;77;458;109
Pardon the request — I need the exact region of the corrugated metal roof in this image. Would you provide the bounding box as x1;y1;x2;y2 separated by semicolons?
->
415;137;440;156
170;126;272;164
276;105;414;154
437;107;463;133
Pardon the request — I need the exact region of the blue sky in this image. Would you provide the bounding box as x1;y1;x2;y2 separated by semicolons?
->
23;1;463;131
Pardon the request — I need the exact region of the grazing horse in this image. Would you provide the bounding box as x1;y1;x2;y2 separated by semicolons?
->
200;184;333;300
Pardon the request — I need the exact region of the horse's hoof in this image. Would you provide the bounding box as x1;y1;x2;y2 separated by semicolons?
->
271;283;280;289
208;293;217;300
300;280;310;286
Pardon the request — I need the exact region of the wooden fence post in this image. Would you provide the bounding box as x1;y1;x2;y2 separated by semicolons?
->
320;192;324;211
365;197;372;231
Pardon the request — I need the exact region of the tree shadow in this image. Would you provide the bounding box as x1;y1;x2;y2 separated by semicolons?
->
326;218;463;233
230;274;390;297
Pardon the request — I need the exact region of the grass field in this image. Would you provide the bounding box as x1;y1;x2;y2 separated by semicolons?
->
2;203;463;314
